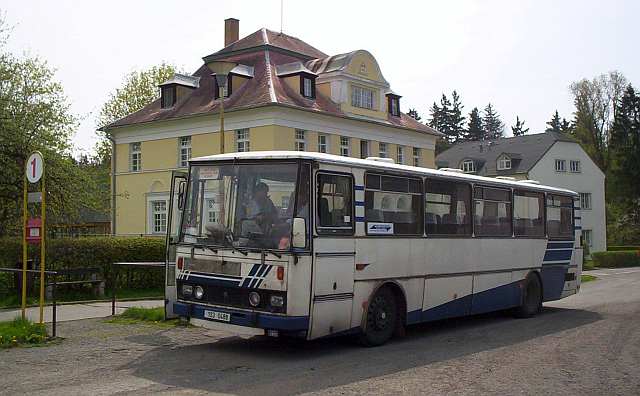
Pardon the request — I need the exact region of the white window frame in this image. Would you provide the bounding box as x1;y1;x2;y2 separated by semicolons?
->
378;142;387;158
497;156;511;170
130;142;141;172
580;192;592;210
295;129;306;151
462;159;475;173
150;199;168;234
351;85;375;110
340;136;350;156
302;77;313;98
318;134;328;153
236;128;250;152
413;147;420;167
360;140;370;159
179;136;192;168
570;160;581;173
555;159;566;172
583;229;593;247
397;146;404;164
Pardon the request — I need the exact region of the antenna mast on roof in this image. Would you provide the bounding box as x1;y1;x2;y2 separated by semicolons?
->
280;0;284;33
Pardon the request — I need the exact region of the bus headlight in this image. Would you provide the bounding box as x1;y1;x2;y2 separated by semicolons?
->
194;286;204;299
182;284;193;296
270;295;284;307
249;291;261;307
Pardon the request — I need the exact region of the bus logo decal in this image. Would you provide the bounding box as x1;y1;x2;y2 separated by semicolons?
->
367;222;394;235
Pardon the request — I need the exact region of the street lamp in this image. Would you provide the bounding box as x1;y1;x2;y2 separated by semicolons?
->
214;73;228;154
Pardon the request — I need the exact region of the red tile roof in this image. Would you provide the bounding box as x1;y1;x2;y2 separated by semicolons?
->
104;28;440;137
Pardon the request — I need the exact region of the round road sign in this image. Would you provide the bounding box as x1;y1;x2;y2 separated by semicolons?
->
26;152;44;183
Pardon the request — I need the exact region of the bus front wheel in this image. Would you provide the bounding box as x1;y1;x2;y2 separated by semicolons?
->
360;287;397;346
514;273;542;318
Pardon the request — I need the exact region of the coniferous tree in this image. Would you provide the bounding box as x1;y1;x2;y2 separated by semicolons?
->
429;95;456;143
545;110;563;132
466;107;484;141
482;103;504;139
560;118;573;133
407;108;422;121
449;90;466;142
511;116;529;136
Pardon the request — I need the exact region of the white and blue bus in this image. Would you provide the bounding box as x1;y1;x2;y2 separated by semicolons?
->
164;151;582;346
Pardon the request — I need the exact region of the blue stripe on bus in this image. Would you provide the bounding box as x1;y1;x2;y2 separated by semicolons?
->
355;201;365;206
355;216;365;222
182;275;241;288
544;249;573;262
247;264;260;277
541;265;568;301
354;185;365;191
574;226;582;230
574;216;581;220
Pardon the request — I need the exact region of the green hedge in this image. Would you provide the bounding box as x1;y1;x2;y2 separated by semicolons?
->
0;237;165;294
607;245;640;252
591;251;640;268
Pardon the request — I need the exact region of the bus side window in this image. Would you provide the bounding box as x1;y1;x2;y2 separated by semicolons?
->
473;186;512;237
425;179;472;236
364;173;423;235
316;173;353;235
514;190;545;237
547;194;573;239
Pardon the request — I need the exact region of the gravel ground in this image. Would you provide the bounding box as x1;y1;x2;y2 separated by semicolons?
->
1;267;639;396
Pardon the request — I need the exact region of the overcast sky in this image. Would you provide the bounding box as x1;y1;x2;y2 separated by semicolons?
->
2;0;639;155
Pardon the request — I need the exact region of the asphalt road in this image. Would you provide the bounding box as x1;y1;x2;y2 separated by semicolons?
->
1;267;639;395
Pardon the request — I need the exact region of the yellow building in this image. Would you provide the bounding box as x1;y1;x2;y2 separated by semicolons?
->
102;18;442;236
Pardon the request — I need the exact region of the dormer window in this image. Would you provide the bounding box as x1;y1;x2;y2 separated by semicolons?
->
161;85;176;108
352;85;374;109
214;75;232;99
461;159;475;173
497;156;512;170
301;76;315;99
386;93;401;117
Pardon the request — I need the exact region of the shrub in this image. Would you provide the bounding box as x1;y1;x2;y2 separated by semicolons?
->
0;237;165;294
607;245;640;252
0;317;47;347
591;251;640;268
119;306;165;322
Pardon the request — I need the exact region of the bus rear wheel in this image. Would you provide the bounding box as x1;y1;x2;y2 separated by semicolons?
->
514;273;542;318
360;287;397;346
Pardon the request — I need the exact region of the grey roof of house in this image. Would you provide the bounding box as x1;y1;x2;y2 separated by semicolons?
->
435;131;577;176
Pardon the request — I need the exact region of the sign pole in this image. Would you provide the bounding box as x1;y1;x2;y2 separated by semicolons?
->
21;174;28;319
39;163;46;324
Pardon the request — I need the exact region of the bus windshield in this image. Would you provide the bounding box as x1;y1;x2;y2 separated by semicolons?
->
180;162;306;250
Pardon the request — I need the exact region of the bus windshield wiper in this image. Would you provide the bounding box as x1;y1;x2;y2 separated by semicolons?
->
232;246;249;256
262;249;282;259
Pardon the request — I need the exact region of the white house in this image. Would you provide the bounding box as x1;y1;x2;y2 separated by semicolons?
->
436;131;606;253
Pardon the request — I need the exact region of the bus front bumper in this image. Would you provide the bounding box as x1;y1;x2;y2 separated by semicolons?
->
173;301;309;334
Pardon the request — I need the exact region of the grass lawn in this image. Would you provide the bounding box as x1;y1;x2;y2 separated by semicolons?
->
106;306;179;327
0;317;48;348
581;274;597;283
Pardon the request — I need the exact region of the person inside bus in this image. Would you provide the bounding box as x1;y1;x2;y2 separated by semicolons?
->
246;182;279;235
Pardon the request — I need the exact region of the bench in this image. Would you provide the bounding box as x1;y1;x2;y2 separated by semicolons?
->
45;268;105;299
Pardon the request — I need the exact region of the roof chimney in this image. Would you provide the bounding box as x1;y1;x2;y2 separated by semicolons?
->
224;18;239;47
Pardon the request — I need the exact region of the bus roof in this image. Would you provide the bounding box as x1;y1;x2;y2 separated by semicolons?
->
191;151;578;196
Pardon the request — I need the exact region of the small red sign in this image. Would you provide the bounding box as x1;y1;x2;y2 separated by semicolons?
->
26;218;42;244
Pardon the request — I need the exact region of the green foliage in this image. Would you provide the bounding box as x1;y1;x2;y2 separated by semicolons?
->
120;306;165;322
0;317;47;347
0;237;165;292
591;251;640;268
482;103;504;139
465;107;484;141
407;108;422;121
545;110;572;133
608;246;640;251
582;260;595;271
581;274;597;283
429;91;466;143
511;116;529;136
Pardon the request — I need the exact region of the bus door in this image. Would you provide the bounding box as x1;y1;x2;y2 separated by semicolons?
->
310;171;356;338
164;170;187;319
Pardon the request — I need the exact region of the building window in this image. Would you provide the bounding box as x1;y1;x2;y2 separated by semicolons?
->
161;85;176;108
130;142;141;172
580;192;592;210
351;85;374;109
570;160;581;173
179;136;192;167
461;159;475;173
340;136;350;156
497;156;511;170
318;134;328;153
474;186;512;236
388;95;400;117
151;200;167;234
364;173;423;235
295;129;306;151
214;75;231;99
378;142;387;158
301;76;315;98
236;129;250;152
582;229;593;247
555;159;566;172
397;146;404;164
360;140;370;159
206;198;217;224
413;148;420;167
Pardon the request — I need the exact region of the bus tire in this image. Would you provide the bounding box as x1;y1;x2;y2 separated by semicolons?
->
514;273;542;318
360;287;397;347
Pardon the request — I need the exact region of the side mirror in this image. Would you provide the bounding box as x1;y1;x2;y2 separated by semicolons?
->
292;217;307;248
177;181;186;210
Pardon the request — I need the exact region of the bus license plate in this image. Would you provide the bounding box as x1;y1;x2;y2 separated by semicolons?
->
204;310;230;322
